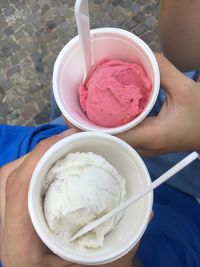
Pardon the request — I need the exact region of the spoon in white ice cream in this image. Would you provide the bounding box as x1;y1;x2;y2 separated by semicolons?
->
70;151;199;242
75;0;91;82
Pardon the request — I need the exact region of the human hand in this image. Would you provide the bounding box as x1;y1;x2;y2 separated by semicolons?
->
117;53;200;156
0;128;140;267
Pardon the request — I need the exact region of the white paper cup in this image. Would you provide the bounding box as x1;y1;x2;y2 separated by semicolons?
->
28;132;153;265
53;27;160;134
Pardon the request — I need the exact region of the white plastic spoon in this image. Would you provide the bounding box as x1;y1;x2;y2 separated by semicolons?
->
75;0;91;81
70;151;199;242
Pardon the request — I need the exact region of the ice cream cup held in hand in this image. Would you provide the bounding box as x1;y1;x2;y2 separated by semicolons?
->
28;132;153;265
53;27;160;134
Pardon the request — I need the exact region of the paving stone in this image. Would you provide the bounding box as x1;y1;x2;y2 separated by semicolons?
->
38;73;51;86
122;18;137;31
25;41;38;53
0;85;5;101
23;24;34;35
144;3;159;17
0;0;8;9
9;0;21;4
10;42;19;53
41;47;49;56
30;2;40;13
144;15;157;29
0;15;8;30
55;16;66;25
4;26;14;36
134;23;147;35
32;20;43;31
4;6;15;16
46;20;57;32
138;0;150;4
31;51;42;62
22;65;36;80
6;65;20;77
134;12;147;23
14;29;26;40
0;102;10;116
4;90;20;108
10;52;20;64
61;21;69;31
35;59;44;73
0;72;5;81
15;1;27;11
1;79;12;90
2;46;13;57
34;106;51;124
20;103;37;121
141;31;157;44
66;0;75;8
112;0;123;7
41;4;50;15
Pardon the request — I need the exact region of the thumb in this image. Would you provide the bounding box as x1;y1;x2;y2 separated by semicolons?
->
155;52;192;97
116;116;163;150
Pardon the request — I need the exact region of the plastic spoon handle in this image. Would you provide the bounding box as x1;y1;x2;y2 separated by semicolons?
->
70;151;199;241
75;0;91;78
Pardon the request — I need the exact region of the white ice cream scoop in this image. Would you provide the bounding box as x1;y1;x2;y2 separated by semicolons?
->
70;151;199;241
43;152;126;248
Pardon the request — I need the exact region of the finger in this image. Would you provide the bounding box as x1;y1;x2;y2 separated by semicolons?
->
3;129;77;256
117;116;164;150
0;153;29;178
0;154;29;240
154;52;193;96
0;155;28;201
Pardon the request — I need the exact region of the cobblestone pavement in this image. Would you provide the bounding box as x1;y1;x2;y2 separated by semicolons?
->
0;0;160;126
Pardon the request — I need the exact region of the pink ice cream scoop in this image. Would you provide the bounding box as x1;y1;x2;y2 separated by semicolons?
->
79;59;152;127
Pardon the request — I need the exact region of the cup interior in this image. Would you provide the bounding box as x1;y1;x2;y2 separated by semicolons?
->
28;132;153;265
53;28;159;134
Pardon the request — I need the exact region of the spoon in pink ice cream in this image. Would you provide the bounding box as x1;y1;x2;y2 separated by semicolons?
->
75;0;92;82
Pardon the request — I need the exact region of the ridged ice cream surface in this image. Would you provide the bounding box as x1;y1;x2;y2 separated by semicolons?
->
43;152;126;248
79;59;152;127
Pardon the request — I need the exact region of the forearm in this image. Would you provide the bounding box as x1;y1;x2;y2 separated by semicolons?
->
159;0;200;71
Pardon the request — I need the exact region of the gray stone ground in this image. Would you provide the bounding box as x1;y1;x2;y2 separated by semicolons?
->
0;0;160;126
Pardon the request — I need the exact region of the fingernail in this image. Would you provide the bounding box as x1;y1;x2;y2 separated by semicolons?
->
58;128;77;138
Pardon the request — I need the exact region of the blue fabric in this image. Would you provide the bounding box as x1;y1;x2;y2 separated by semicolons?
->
137;184;200;267
0;123;67;167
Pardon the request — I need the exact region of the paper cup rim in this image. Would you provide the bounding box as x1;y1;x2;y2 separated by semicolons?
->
52;27;160;134
28;132;153;265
